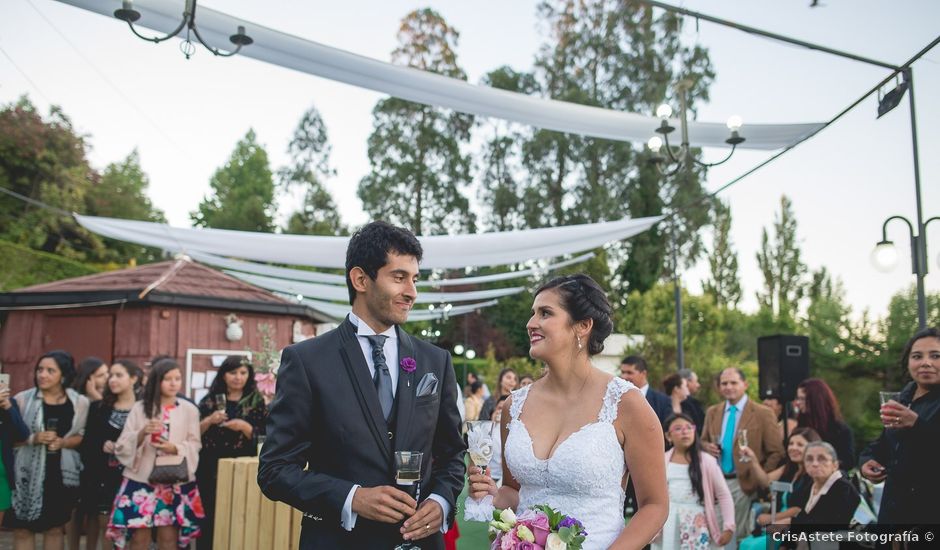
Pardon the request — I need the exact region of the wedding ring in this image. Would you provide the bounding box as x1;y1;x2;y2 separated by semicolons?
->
425;524;430;531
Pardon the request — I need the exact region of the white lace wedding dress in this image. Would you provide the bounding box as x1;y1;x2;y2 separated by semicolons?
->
505;377;638;550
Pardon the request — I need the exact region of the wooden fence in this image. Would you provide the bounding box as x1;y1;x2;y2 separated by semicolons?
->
214;457;302;550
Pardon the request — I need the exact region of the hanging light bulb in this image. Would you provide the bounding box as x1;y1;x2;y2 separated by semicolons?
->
647;136;663;153
656;104;673;119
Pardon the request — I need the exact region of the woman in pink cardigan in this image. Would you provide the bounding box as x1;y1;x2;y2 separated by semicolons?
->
653;413;735;550
106;358;204;550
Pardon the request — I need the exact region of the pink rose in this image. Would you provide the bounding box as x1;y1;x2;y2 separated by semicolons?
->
500;530;519;550
517;543;544;550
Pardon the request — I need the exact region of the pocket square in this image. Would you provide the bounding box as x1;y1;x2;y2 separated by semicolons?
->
416;373;439;397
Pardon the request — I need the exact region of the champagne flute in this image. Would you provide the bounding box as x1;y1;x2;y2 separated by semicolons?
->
215;393;228;413
45;417;59;455
738;429;750;462
465;421;494;474
393;451;423;550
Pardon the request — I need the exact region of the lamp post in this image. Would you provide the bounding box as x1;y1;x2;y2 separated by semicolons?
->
871;214;940;329
648;80;745;370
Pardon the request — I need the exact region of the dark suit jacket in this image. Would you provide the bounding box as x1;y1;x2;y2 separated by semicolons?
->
702;398;784;493
645;387;673;426
681;396;706;434
258;319;466;549
790;476;860;528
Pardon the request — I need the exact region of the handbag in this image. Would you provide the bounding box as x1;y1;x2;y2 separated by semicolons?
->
148;454;189;485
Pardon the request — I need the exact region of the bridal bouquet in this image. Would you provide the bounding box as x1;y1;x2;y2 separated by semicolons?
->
490;505;587;550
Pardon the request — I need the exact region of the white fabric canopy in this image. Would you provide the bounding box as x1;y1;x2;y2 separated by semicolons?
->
229;271;525;304
188;250;595;287
56;0;824;150
75;214;663;270
300;298;499;322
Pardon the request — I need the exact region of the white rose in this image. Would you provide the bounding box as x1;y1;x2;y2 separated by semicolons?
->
545;533;568;550
499;508;517;526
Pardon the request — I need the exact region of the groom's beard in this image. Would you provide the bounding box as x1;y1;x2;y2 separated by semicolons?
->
366;286;414;327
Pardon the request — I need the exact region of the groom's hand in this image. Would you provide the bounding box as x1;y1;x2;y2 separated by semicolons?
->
351;486;417;524
401;499;443;541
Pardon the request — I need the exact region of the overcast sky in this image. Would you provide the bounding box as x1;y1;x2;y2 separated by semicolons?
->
2;0;938;320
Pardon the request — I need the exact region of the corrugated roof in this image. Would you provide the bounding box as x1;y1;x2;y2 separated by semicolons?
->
17;258;291;305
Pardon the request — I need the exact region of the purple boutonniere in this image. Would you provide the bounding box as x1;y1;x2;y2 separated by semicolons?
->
400;357;417;373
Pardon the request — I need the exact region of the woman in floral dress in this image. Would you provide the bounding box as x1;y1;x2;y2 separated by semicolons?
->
107;358;204;550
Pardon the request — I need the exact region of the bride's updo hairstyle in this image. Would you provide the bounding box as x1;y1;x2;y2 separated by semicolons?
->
534;274;613;356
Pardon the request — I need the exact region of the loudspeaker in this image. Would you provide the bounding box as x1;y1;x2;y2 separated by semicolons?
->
758;335;809;402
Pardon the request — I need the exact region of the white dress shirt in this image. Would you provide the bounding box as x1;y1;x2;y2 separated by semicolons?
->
341;313;450;532
638;383;650;397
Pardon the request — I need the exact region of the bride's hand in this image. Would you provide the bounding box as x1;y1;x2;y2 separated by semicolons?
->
467;465;497;500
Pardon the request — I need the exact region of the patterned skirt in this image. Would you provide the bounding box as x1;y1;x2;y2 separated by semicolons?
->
106;477;205;549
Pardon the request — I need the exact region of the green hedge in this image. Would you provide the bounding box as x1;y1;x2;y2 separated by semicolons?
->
0;239;98;291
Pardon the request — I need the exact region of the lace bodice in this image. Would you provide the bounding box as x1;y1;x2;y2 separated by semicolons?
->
505;377;638;550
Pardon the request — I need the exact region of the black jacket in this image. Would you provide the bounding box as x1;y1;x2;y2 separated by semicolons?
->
258;319;465;549
859;382;940;525
646;387;673;426
681;396;706;433
790;475;860;528
0;401;29;487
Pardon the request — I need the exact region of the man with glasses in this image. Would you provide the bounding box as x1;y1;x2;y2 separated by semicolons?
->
701;367;784;548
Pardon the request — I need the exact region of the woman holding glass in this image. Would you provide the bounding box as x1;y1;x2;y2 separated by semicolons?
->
196;356;267;550
6;350;89;550
106;358;204;549
860;327;940;527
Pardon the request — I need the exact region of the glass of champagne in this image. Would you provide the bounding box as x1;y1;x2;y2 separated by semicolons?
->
737;429;750;462
45;417;59;455
465;421;494;474
879;391;902;427
215;393;228;413
393;451;423;550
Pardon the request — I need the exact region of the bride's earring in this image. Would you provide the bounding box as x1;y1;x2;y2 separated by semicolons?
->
576;334;583;351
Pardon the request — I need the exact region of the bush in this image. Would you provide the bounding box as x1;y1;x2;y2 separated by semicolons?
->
0;239;97;291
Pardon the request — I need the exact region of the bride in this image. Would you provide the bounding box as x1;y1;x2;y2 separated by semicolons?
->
469;274;668;549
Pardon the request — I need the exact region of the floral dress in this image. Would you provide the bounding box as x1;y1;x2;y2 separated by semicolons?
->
653;462;712;550
195;393;266;550
106;404;205;549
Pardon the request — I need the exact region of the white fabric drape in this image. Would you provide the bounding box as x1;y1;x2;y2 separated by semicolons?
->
55;0;824;149
229;271;525;304
74;214;662;270
189;250;595;287
299;298;499;322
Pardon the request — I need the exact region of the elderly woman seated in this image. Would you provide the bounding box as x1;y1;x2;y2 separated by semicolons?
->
779;441;860;549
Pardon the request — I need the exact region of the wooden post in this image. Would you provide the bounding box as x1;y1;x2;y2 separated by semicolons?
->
213;458;234;550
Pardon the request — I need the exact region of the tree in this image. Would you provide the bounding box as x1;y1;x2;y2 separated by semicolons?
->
756;195;807;320
702;198;742;308
279;106;345;236
0;97;105;261
524;1;715;294
191;129;276;232
85;150;167;263
358;9;475;235
477;67;538;232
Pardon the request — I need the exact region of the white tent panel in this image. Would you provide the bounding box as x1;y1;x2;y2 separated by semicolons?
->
55;0;824;150
189;250;595;287
75;214;663;270
300;298;499;323
229;271;525;303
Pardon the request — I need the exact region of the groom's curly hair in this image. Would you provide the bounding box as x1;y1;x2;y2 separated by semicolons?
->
535;273;613;356
345;221;423;304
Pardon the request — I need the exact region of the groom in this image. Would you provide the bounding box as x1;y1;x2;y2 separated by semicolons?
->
259;221;466;549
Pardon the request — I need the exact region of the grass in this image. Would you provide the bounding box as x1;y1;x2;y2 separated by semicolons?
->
455;483;491;549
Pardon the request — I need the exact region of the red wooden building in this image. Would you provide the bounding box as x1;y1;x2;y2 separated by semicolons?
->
0;257;331;397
